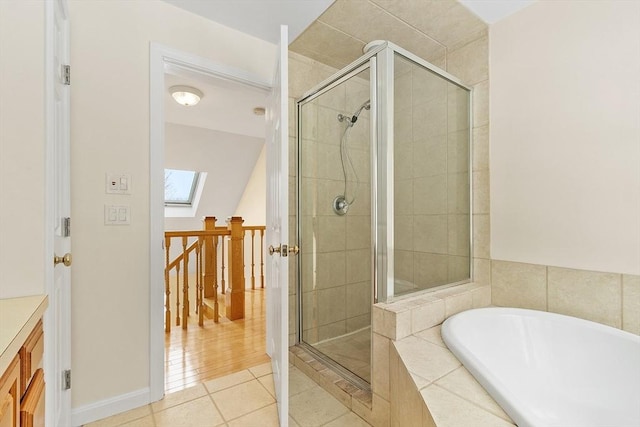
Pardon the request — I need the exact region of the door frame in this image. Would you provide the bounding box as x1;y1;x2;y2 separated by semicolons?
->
149;43;272;401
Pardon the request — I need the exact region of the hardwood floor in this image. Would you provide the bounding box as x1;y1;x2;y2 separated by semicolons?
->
164;288;269;394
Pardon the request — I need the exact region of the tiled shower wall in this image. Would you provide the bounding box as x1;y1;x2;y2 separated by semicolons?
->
298;71;373;344
393;55;471;294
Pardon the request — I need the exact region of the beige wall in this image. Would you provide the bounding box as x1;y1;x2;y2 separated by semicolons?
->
489;0;640;335
0;0;46;298
490;0;640;276
69;0;275;410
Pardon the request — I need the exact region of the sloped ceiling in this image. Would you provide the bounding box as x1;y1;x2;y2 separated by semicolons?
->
290;0;488;70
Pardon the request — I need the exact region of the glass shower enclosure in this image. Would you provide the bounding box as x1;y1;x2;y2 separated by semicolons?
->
296;41;472;387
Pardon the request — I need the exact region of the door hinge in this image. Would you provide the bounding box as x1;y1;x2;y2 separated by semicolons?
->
62;217;71;237
63;369;71;390
62;64;71;85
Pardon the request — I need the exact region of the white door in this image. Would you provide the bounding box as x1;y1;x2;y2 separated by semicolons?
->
45;0;72;425
266;25;289;426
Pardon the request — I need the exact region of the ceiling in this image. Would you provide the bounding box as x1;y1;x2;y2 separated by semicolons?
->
164;67;268;138
162;0;336;44
162;0;536;139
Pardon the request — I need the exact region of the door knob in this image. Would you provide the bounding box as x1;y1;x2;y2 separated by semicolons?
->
268;244;299;257
268;245;281;256
54;253;72;267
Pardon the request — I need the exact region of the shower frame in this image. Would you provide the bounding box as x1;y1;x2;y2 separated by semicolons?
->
295;41;474;386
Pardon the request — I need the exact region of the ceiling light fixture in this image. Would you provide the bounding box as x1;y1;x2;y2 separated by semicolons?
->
170;85;203;106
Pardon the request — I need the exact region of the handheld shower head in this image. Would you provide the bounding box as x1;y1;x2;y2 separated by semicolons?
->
350;100;371;126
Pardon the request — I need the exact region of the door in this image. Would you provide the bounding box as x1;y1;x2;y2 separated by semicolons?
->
45;0;72;425
265;25;289;426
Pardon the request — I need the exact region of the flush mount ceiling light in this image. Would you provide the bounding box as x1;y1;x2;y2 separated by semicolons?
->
170;85;203;106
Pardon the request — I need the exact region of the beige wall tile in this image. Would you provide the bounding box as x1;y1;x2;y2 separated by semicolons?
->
346;281;372;318
472;125;489;172
414;252;448;287
394;337;460;382
413;66;447;107
421;385;515;427
372;333;391;400
346;248;371;283
395;215;414;251
447;214;470;257
447;130;469;174
446;85;471;133
317;251;346;289
447;36;488;86
435;367;511;422
548;267;622;328
317;216;346;252
492;260;547;310
414;215;448;253
413;135;447;178
472;80;489;128
473;258;491;286
622;274;640;334
471;285;491;308
318;286;347;325
473;214;490;259
411;298;445;334
395;179;414;215
318;320;347;341
289;20;364;69
447;172;470;214
413;100;447;139
472;169;490;214
414;176;447;215
389;345;424;427
444;291;473;317
347;215;372;250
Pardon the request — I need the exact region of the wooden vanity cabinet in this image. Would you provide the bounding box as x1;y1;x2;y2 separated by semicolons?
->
19;321;44;427
0;356;20;427
0;319;44;427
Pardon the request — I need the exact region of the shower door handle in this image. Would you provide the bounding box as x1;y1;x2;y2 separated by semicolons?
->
268;244;299;257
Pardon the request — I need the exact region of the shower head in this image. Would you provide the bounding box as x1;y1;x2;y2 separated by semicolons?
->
349;100;371;126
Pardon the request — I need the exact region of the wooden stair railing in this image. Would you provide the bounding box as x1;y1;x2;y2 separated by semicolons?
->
163;216;266;332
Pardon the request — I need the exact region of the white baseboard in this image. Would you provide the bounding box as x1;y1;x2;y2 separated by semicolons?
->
71;387;151;427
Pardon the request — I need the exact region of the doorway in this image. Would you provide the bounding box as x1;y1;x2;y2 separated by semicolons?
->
149;44;273;399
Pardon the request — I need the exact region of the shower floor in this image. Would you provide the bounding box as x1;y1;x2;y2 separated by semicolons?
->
314;327;371;383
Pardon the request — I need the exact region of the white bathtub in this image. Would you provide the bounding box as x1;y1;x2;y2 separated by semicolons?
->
441;308;640;427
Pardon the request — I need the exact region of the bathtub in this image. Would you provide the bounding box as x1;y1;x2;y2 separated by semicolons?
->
441;308;640;427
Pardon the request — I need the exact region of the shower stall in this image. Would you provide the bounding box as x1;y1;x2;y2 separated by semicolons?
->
295;41;472;387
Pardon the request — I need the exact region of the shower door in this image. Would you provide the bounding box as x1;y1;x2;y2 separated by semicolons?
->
297;64;373;385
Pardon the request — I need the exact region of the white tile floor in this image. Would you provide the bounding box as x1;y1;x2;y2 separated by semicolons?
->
85;363;371;427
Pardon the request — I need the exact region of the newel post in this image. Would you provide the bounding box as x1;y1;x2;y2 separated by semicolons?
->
226;216;245;320
203;217;217;299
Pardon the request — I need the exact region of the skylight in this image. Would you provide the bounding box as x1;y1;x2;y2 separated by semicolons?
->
165;169;199;206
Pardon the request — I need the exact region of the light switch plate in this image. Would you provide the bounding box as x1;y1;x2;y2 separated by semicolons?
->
104;205;131;225
106;173;131;194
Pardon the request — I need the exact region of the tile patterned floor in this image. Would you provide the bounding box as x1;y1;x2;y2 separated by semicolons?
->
85;362;371;427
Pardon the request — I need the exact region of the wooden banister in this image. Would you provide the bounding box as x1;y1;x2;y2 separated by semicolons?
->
163;217;266;331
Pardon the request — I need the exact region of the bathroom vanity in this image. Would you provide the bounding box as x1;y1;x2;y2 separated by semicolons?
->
0;296;48;427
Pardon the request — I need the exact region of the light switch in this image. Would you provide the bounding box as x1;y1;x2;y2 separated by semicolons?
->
106;173;131;194
105;205;131;225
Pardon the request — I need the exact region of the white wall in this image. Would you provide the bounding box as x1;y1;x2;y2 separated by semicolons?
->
235;145;266;289
164;123;264;231
69;0;275;412
490;0;640;275
0;0;46;298
234;144;266;225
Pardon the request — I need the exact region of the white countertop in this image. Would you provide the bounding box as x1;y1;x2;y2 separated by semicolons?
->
0;295;48;375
